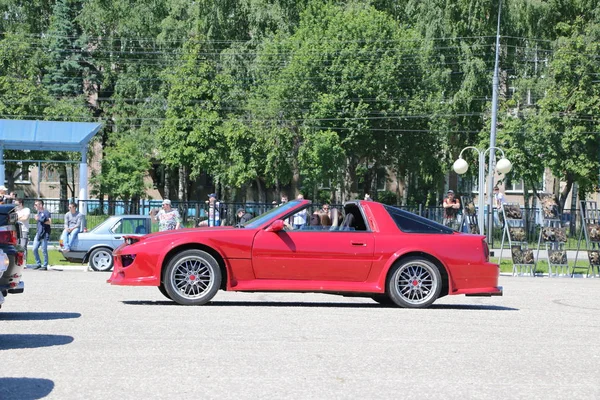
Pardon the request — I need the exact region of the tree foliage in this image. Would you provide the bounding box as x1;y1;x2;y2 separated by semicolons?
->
1;0;599;205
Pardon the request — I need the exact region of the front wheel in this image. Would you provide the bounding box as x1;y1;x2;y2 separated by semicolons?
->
387;257;442;308
89;247;114;271
370;294;395;306
158;284;172;300
163;250;221;305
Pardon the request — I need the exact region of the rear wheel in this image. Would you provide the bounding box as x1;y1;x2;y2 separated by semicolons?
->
163;249;221;305
89;247;114;271
387;257;442;308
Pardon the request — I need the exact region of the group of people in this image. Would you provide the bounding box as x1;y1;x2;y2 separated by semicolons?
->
152;192;343;232
442;186;507;228
278;193;341;230
9;193;84;270
151;193;253;232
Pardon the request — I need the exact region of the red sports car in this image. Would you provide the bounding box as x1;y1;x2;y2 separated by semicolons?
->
108;200;502;308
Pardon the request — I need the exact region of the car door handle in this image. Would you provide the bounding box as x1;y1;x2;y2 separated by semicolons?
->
114;236;122;239
351;242;366;246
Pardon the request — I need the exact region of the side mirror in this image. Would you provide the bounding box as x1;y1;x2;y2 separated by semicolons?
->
266;219;285;232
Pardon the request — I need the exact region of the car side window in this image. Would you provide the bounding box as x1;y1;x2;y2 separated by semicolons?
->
133;220;147;234
384;205;453;234
111;220;123;234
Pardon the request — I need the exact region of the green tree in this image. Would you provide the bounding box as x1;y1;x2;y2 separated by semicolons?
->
158;38;228;186
43;0;85;97
90;133;151;202
250;2;430;201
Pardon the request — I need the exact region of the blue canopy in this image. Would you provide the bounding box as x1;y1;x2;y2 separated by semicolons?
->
0;119;102;151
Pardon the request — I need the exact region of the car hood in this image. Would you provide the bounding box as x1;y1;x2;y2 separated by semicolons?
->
141;226;237;240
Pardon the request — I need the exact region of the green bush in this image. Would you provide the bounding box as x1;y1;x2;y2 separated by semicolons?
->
376;190;399;205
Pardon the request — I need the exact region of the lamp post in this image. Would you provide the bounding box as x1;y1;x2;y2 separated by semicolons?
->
488;0;503;244
453;147;512;237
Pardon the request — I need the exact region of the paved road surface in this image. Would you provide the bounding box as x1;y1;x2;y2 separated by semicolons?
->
1;270;599;399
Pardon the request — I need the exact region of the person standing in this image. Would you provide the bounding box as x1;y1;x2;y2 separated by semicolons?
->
152;199;181;231
494;186;507;228
0;186;13;204
442;190;461;227
32;200;51;270
14;198;30;261
207;194;220;227
60;203;83;252
292;193;307;229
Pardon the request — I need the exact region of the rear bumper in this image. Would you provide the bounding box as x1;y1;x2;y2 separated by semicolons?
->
7;281;24;294
464;286;503;297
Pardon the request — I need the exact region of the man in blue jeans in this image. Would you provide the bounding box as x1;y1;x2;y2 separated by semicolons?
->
60;202;83;252
32;200;52;270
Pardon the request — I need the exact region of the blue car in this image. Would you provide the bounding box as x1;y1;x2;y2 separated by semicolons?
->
60;215;151;271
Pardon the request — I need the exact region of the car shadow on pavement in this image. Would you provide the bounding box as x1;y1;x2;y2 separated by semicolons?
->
122;300;518;310
429;304;518;311
124;300;387;308
0;334;74;350
0;312;81;321
0;378;55;400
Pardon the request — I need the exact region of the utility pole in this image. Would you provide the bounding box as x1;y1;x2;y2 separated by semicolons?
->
487;0;503;243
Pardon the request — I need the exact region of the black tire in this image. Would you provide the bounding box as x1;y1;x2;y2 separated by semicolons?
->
163;249;221;305
387;257;442;308
158;284;172;300
370;294;395;306
88;247;114;272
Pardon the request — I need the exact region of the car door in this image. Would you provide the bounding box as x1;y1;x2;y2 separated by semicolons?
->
109;218;130;248
251;228;374;282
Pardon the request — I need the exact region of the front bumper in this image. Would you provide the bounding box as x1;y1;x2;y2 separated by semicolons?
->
464;286;503;297
107;247;160;287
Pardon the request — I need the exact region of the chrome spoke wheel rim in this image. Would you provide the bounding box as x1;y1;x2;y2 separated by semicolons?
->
394;261;437;305
93;250;112;270
169;256;214;300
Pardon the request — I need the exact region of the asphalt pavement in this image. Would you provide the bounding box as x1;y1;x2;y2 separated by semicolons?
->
1;269;600;399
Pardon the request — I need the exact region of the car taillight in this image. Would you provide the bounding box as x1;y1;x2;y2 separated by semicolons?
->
15;251;24;266
483;239;490;262
0;230;17;245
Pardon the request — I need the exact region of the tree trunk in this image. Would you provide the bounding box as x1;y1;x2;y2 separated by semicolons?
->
70;163;76;199
291;130;301;197
342;156;358;202
164;168;172;200
255;178;265;203
59;164;68;212
178;165;187;201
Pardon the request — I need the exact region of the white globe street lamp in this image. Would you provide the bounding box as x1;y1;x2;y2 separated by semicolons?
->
453;147;511;237
496;157;513;174
452;158;469;175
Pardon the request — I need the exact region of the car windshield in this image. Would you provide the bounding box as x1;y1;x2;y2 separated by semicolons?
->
243;201;301;229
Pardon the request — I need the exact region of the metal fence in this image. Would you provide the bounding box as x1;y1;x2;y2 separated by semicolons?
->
20;198;585;249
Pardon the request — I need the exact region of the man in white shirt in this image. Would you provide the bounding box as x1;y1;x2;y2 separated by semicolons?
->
494;186;506;227
14;199;30;259
292;194;307;229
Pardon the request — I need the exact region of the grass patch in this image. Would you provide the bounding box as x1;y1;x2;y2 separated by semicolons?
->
490;257;594;275
26;248;86;267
